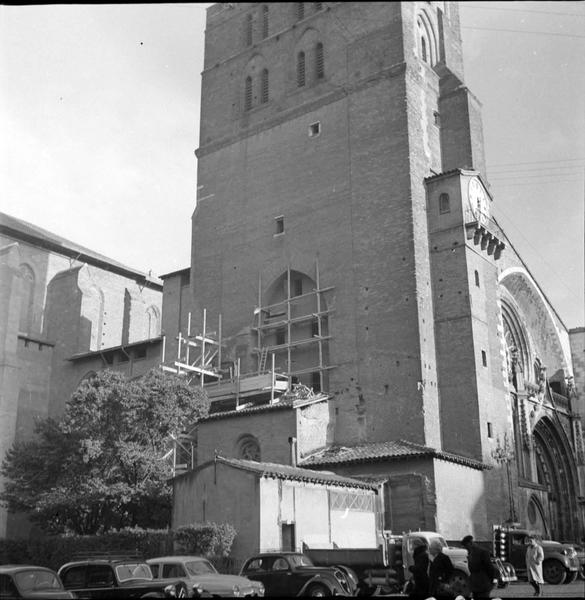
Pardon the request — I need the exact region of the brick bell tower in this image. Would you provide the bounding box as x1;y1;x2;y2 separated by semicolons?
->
191;2;487;452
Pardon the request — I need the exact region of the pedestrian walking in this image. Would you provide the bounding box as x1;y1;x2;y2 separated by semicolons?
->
525;535;544;597
461;535;498;599
429;539;455;599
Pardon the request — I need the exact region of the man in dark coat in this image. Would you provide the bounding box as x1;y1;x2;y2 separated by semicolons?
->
429;539;454;599
461;535;498;599
408;542;431;599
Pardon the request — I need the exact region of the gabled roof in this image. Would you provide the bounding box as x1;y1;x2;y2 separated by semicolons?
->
300;440;490;471
0;211;162;289
189;456;378;491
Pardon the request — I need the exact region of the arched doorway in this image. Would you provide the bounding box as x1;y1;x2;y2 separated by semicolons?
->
533;417;579;540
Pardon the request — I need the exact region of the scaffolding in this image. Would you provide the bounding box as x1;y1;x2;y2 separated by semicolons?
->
160;308;223;386
252;259;335;391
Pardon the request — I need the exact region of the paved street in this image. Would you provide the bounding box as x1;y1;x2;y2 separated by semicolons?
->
492;580;585;598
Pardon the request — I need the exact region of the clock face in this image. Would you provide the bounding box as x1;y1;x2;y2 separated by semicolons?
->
468;177;489;224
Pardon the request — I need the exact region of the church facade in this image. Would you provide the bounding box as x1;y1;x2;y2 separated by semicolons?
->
176;1;584;542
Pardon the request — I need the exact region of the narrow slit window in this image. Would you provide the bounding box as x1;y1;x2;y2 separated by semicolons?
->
245;13;253;46
262;5;269;39
261;69;269;103
439;193;450;214
244;76;253;111
487;422;493;438
276;328;286;346
315;42;324;79
474;270;480;287
275;216;284;234
308;122;320;137
481;350;487;367
297;51;306;87
293;278;303;297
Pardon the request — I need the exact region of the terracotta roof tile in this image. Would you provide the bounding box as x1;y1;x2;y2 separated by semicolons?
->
300;440;490;471
215;456;378;490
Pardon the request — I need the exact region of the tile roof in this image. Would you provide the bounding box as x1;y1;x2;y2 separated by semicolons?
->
299;440;490;471
0;211;162;287
202;398;295;420
214;456;378;490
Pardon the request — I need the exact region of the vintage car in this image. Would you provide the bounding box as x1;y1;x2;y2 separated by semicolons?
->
0;565;76;599
239;551;357;597
147;555;264;597
58;556;189;598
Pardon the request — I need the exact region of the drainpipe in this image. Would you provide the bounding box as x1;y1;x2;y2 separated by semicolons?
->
288;436;297;467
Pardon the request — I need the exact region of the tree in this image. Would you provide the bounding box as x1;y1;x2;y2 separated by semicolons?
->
0;368;209;534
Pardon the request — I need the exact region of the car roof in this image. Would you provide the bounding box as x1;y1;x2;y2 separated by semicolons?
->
60;558;147;569
146;556;208;562
0;565;57;574
246;552;305;558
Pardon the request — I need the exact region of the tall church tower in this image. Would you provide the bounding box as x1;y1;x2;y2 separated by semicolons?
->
192;1;485;450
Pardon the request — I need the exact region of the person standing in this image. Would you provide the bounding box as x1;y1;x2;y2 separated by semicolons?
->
408;542;431;599
429;539;455;599
461;535;498;599
525;536;544;597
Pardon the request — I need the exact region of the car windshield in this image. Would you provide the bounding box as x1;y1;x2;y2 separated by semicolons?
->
185;560;217;576
287;554;314;567
14;570;61;591
115;563;153;582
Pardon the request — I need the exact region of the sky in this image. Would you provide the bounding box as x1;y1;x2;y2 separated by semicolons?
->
1;2;583;329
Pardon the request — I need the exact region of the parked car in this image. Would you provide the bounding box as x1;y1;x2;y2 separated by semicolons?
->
0;565;76;599
147;555;264;597
58;555;189;598
240;552;357;597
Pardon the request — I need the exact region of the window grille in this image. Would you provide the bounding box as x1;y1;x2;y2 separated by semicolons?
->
245;76;253;110
330;491;375;512
245;13;253;46
297;51;306;87
297;2;305;20
261;69;269;103
315;42;324;79
262;5;269;39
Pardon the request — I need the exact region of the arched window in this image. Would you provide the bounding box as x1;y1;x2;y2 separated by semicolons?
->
261;68;269;103
416;11;437;66
262;5;269;39
315;42;324;79
18;264;35;332
237;434;261;461
297;51;306;87
244;76;253;110
439;192;450;214
296;2;305;21
145;305;160;339
421;36;427;63
245;13;253;47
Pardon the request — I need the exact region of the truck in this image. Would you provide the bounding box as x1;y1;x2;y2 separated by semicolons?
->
303;530;517;597
493;525;580;585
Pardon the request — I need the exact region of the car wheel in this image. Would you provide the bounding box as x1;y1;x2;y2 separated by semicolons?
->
579;565;585;580
542;559;567;585
448;570;471;597
563;570;578;584
306;583;332;597
497;581;510;589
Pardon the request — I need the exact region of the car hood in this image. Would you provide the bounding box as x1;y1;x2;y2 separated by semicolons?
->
443;547;468;561
193;573;260;591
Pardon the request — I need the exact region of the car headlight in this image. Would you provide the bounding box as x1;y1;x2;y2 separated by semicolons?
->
192;583;204;598
232;584;241;597
257;583;265;597
164;584;177;597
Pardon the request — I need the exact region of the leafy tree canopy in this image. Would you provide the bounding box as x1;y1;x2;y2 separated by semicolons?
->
0;368;209;534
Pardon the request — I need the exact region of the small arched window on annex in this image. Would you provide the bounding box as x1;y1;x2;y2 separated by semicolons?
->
416;10;438;66
236;434;261;462
438;192;450;214
18;263;36;333
145;305;161;339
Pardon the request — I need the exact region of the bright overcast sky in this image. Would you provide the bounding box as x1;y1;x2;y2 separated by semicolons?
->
1;2;584;329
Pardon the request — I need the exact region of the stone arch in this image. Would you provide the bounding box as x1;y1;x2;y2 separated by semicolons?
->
499;268;571;379
145;305;161;339
526;494;549;537
242;53;268;111
292;27;324;88
18;263;35;332
500;296;533;388
416;9;438;66
532;416;580;540
235;434;261;462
